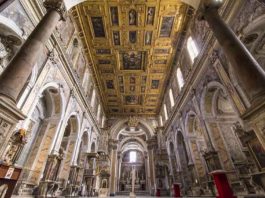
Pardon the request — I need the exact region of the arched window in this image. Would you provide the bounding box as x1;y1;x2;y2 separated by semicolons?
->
91;89;96;106
169;88;175;107
164;104;168;121
97;104;101;121
187;36;199;63
177;68;184;90
159;115;163;126
130;151;136;162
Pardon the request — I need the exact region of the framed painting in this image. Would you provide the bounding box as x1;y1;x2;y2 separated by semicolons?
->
113;31;120;45
151;80;159;89
159;16;174;37
145;31;152;45
110;7;119;26
91;17;105;38
121;51;146;70
129;31;137;43
248;138;265;170
146;7;155;25
106;80;114;89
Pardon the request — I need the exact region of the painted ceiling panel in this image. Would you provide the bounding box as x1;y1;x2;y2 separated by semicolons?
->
72;0;189;116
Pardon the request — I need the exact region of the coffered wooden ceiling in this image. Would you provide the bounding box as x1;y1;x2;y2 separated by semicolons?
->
72;0;189;116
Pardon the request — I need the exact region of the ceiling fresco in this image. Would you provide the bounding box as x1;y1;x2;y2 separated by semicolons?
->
72;0;189;116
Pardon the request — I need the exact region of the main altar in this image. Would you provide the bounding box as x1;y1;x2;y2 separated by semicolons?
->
119;151;146;192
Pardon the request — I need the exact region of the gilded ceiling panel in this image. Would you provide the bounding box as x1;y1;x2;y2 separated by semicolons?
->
72;0;188;116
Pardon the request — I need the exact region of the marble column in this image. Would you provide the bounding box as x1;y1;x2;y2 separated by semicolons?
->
147;144;155;195
109;140;118;196
200;0;265;105
144;152;149;192
0;0;66;102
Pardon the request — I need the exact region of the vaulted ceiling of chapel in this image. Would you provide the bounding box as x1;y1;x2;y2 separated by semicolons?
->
72;0;190;116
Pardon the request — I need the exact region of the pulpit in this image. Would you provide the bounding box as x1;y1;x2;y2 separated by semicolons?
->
0;164;22;198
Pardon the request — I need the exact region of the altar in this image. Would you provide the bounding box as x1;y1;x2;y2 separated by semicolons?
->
118;151;146;192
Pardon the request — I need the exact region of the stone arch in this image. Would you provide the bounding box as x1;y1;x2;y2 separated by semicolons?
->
184;111;207;180
110;118;154;140
200;81;245;179
168;140;178;183
119;137;147;153
176;131;193;193
90;141;96;153
0;14;23;74
70;130;89;186
15;85;64;186
54;114;80;185
200;81;237;118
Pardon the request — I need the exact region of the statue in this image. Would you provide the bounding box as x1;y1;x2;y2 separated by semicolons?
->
130;166;136;198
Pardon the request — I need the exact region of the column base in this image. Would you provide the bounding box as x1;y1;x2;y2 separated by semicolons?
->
129;192;136;198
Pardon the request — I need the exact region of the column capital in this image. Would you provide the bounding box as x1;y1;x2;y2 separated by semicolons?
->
108;139;118;150
201;0;223;10
198;0;223;20
44;0;66;21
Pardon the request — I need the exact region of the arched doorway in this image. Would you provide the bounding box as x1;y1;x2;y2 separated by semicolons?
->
201;82;245;182
119;145;147;193
57;115;79;185
168;141;178;183
176;131;192;195
185;112;207;183
9;86;63;195
109;118;154;196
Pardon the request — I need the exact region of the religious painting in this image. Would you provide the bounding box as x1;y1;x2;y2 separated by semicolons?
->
110;7;119;26
146;7;155;25
129;31;137;43
113;31;120;45
154;60;167;64
130;76;136;84
124;95;141;105
154;48;170;54
96;49;111;54
151;80;159;89
130;86;135;92
106;80;114;89
129;9;137;25
91;17;105;37
248;138;265;170
159;16;174;37
145;31;152;45
98;59;111;64
121;51;146;70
